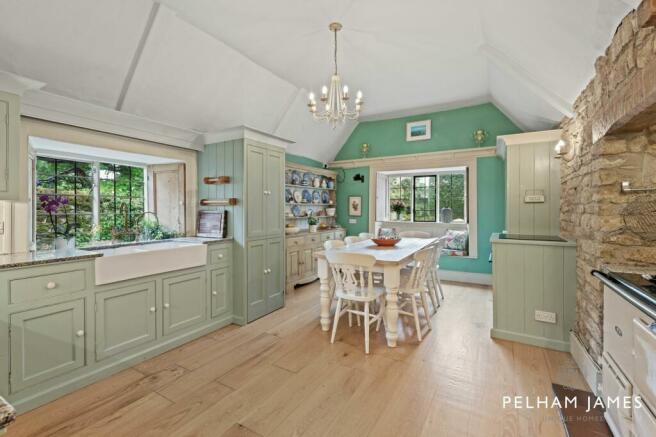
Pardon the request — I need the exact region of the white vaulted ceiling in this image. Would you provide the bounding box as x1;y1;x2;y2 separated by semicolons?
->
0;0;641;162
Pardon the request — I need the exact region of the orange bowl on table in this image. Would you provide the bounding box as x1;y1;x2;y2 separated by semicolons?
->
371;238;401;247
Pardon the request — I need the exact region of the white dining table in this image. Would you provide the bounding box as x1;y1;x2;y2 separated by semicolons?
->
314;237;439;347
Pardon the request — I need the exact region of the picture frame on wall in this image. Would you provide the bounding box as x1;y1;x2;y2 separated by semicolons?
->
406;120;431;142
348;196;362;217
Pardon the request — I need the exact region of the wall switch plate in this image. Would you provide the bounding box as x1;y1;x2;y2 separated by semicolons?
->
348;218;357;224
535;310;557;324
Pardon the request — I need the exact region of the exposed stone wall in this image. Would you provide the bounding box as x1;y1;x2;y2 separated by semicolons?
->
561;2;656;363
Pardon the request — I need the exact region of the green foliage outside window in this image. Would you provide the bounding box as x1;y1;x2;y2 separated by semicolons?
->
35;157;157;249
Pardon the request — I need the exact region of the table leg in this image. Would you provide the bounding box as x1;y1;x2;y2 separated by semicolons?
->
318;258;331;331
383;265;401;347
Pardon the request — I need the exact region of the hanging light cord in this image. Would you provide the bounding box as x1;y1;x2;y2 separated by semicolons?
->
333;28;338;75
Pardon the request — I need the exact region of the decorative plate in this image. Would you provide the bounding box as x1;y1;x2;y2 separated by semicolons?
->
313;176;321;188
327;179;335;189
292;205;302;217
293;190;302;203
285;171;292;185
312;190;321;204
291;170;302;185
285;188;293;203
302;172;312;185
302;189;312;203
321;191;330;204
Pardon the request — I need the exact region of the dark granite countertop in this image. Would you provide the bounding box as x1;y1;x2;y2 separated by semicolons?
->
0;249;102;270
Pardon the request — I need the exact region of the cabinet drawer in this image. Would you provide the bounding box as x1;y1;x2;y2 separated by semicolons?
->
287;237;304;249
9;267;88;305
320;232;334;242
305;234;320;246
208;245;232;266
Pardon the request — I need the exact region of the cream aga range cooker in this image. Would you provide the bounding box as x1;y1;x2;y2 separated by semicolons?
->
594;271;656;437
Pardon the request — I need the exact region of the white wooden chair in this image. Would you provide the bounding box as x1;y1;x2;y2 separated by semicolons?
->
324;240;345;250
399;230;431;238
398;247;434;342
430;242;445;301
344;236;361;246
358;232;374;239
326;252;385;354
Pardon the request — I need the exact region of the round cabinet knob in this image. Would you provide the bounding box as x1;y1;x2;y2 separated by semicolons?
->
218;254;224;259
212;291;218;296
46;281;57;290
267;269;272;273
149;307;156;313
263;269;268;274
76;330;85;337
164;303;170;309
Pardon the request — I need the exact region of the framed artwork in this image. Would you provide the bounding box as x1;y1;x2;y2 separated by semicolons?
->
406;120;431;142
348;196;362;217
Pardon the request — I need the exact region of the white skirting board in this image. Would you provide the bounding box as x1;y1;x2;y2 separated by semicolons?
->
438;270;492;286
570;330;602;395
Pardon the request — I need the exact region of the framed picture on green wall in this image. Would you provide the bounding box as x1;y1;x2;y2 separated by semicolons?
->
406;120;431;141
348;196;362;217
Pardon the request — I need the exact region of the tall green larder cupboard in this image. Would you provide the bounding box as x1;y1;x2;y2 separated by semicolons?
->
199;133;287;323
0;90;21;200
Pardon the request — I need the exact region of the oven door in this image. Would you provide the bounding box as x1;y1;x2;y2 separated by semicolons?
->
634;318;656;410
634;392;656;437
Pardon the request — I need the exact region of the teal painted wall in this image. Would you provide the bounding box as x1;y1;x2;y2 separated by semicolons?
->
332;102;520;274
334;167;370;236
285;153;324;169
335;102;521;161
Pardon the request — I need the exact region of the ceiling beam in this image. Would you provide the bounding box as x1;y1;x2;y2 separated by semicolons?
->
479;44;573;118
115;2;160;111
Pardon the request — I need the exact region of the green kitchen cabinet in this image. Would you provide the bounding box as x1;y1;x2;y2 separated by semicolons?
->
265;237;284;312
9;299;86;393
210;267;232;319
95;281;157;361
0;91;21;200
162;270;207;336
247;237;283;322
246;239;267;320
246;144;284;240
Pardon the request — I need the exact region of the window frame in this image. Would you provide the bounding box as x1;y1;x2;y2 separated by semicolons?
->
412;175;437;222
382;168;468;224
35;153;147;248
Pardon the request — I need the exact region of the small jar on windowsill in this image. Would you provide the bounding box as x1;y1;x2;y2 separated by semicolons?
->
54;236;76;252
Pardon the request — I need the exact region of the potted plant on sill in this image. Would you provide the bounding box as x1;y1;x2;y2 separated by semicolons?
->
39;194;77;252
390;200;406;221
308;216;319;233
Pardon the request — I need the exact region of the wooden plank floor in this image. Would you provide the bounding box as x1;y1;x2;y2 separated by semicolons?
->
10;281;588;437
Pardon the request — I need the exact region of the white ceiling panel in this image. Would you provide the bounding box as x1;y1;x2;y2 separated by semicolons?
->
122;5;297;134
0;0;641;162
0;0;153;108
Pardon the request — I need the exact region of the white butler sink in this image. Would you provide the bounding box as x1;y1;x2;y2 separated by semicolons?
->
92;241;207;285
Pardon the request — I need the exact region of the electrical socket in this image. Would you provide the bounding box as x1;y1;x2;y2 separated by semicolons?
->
535;310;557;324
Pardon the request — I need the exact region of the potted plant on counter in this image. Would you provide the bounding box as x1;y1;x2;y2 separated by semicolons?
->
39;194;77;251
308;216;319;233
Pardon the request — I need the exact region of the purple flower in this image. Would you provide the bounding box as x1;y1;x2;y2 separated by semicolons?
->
39;194;50;202
58;196;69;205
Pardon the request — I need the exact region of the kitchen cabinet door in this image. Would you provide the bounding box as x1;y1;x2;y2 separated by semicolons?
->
300;247;314;278
210;267;232;319
162;271;207;336
286;249;300;281
246;144;267;240
247;239;267;322
95;282;156;361
265;149;284;237
10;299;86;392
0;91;20;200
266;238;284;312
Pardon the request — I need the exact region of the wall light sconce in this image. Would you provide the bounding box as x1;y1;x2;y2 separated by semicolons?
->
353;173;365;183
473;128;488;147
554;139;568;158
360;143;370;158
